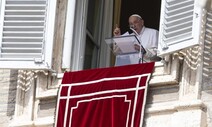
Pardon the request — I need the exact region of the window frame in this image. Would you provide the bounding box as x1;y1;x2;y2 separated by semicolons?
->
62;0;76;69
63;0;113;71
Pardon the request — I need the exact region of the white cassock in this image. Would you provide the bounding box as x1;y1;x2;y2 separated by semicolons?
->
115;26;159;66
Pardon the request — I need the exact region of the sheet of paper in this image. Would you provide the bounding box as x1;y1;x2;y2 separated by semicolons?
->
113;35;139;54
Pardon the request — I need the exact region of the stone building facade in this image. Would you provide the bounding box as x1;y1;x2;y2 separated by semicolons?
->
0;0;211;127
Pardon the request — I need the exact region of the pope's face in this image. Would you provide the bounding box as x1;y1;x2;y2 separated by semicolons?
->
128;16;144;34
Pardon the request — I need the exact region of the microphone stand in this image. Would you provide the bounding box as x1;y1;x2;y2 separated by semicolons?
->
130;28;146;63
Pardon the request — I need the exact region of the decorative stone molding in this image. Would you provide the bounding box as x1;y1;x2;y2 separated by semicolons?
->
150;54;180;86
146;100;206;114
145;100;207;127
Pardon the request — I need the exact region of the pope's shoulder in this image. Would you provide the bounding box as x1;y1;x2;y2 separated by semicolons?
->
145;27;158;32
144;27;159;35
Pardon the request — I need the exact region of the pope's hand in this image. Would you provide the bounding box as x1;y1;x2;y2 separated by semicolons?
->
113;24;121;36
134;44;145;53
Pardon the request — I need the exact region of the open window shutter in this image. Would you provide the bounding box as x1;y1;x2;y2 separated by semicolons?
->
158;0;203;56
0;0;56;69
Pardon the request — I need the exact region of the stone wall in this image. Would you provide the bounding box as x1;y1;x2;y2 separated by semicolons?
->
0;70;18;127
202;9;212;127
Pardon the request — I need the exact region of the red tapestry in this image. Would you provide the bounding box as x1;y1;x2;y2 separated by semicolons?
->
55;62;155;127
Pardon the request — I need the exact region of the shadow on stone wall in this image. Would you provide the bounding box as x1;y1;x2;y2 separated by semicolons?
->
7;70;18;116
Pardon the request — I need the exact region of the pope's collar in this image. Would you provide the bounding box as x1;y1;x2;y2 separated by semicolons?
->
138;26;145;35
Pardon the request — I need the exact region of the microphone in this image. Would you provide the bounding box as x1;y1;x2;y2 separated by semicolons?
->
129;25;139;36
